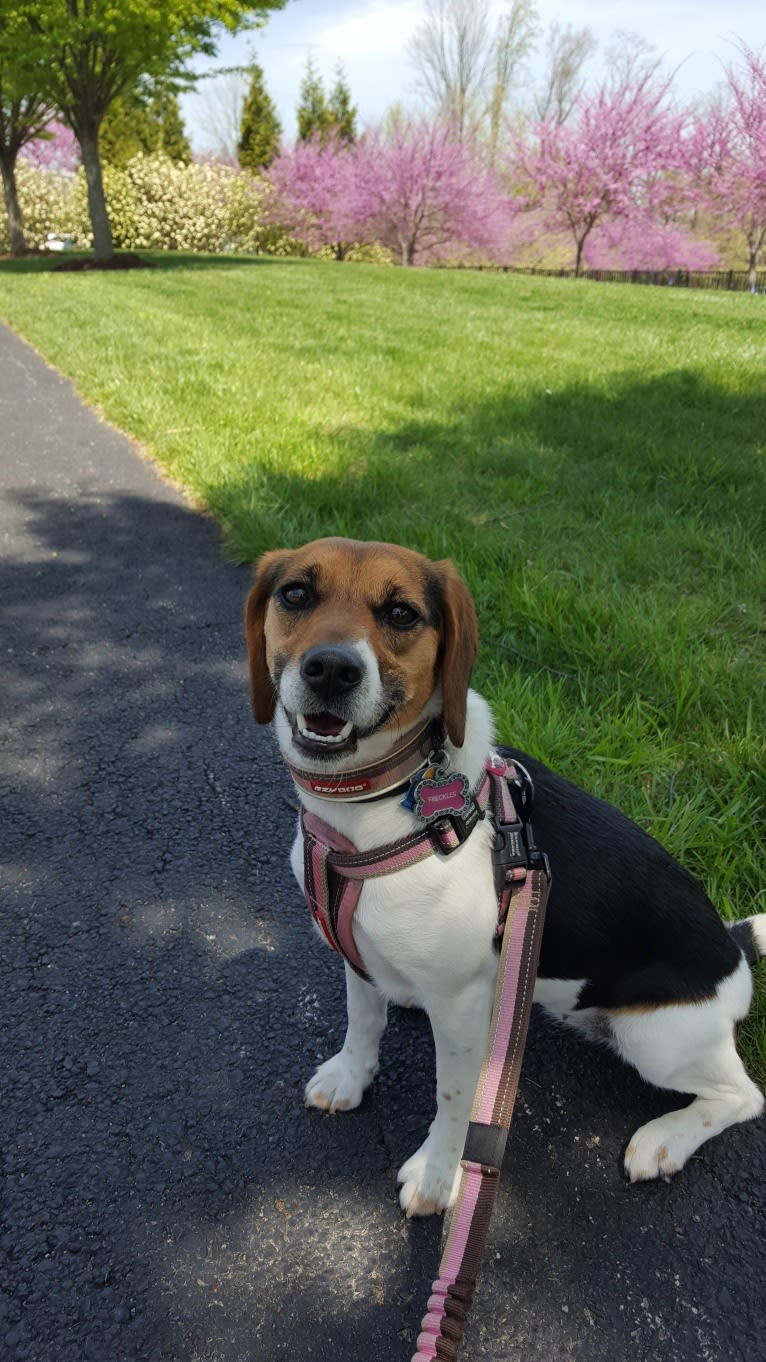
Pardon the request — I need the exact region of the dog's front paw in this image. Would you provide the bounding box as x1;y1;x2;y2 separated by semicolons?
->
305;1051;377;1114
397;1140;462;1217
624;1115;689;1182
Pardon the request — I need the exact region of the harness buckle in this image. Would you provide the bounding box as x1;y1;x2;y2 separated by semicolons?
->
427;803;482;855
491;819;528;894
495;760;552;885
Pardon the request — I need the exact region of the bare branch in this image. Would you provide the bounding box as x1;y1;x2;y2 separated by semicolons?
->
534;21;597;126
488;0;540;152
408;0;493;140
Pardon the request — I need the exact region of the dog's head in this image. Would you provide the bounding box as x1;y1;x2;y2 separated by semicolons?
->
244;537;478;762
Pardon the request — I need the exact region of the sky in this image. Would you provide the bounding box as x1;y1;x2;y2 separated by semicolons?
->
180;0;765;154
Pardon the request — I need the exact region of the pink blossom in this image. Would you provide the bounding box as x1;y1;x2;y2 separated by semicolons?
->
354;118;510;266
265;133;365;259
21;122;80;173
585;216;720;272
684;46;766;286
511;70;683;274
266;118;511;265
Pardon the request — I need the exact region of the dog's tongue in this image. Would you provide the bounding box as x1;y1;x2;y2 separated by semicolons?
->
304;712;347;737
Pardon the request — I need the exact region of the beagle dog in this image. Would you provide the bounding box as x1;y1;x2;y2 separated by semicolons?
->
244;537;765;1216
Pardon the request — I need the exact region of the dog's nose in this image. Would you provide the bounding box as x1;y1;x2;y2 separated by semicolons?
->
300;645;364;700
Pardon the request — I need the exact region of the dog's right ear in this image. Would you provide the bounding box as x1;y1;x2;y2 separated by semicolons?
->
244;550;288;724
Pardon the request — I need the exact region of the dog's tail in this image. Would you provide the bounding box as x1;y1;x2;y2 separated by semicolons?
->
728;914;766;966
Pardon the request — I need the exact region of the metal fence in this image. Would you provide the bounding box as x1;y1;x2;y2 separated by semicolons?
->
461;265;766;293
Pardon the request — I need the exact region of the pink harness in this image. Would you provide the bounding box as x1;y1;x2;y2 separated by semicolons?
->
300;755;529;980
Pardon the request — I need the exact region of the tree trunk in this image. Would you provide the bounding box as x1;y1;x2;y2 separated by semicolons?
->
575;236;584;277
0;154;27;257
747;236;761;292
78;123;114;263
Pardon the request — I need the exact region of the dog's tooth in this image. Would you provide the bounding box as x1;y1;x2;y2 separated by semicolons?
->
296;714;353;745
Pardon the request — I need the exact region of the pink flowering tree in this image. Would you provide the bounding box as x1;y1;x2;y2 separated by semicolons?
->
265;133;364;259
21;120;80;172
354;118;509;266
512;69;681;275
685;46;766;289
354;117;509;266
267;117;510;266
585;215;720;272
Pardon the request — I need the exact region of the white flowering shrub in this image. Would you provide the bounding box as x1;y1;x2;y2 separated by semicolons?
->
314;241;395;265
1;153;361;259
0;162;90;251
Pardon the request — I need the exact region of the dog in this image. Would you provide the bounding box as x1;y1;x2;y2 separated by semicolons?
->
244;536;765;1216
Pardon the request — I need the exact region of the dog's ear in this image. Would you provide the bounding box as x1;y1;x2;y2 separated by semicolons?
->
244;550;288;724
434;559;478;748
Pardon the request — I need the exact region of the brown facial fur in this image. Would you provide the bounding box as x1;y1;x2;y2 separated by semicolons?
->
244;538;478;746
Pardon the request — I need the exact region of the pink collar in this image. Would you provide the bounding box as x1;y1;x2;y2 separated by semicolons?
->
284;718;444;802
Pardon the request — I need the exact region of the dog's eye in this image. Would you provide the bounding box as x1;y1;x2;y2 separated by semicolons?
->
278;582;313;610
380;601;420;630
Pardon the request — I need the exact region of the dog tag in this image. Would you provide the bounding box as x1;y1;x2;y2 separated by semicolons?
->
400;761;436;812
411;770;470;823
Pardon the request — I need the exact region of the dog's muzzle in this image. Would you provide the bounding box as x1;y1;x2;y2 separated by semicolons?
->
300;645;364;704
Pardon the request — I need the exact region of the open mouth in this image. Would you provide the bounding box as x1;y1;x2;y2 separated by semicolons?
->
284;692;403;760
294;711;355;752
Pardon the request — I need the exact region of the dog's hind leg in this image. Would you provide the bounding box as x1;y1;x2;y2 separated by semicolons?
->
305;965;388;1113
606;955;764;1182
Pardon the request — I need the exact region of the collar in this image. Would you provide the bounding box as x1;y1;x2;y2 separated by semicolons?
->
284;717;445;803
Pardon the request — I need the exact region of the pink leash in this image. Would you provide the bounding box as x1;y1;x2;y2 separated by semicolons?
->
411;852;550;1360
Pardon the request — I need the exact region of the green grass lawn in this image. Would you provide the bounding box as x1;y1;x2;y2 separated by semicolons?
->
1;252;764;1077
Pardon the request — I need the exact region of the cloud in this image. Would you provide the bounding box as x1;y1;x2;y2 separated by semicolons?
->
315;1;423;61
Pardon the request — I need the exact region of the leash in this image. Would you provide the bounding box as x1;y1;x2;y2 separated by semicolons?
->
411;841;550;1360
289;740;551;1361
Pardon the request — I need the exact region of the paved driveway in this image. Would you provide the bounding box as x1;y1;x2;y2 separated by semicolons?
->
0;322;763;1362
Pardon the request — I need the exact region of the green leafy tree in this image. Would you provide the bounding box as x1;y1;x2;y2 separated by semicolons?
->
101;80;192;167
297;55;334;143
327;64;357;143
0;31;54;254
238;61;281;169
0;1;288;263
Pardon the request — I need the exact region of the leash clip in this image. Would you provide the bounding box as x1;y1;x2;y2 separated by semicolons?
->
491;760;552;890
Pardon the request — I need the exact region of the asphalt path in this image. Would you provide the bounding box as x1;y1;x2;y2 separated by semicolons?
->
1;320;764;1362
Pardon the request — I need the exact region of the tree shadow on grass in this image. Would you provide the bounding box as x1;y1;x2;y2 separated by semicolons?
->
213;365;765;722
0;250;307;275
217;364;765;559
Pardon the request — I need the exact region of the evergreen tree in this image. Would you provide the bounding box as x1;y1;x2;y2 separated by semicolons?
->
150;84;192;162
296;56;333;143
100;80;191;167
327;64;357;143
238;61;281;170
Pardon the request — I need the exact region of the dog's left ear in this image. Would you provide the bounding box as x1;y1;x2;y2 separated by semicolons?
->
244;549;288;724
434;559;478;748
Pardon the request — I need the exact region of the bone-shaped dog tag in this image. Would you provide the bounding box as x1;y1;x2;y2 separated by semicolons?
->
412;771;470;823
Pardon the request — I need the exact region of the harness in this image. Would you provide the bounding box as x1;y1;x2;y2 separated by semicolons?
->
298;744;546;979
286;721;551;1362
